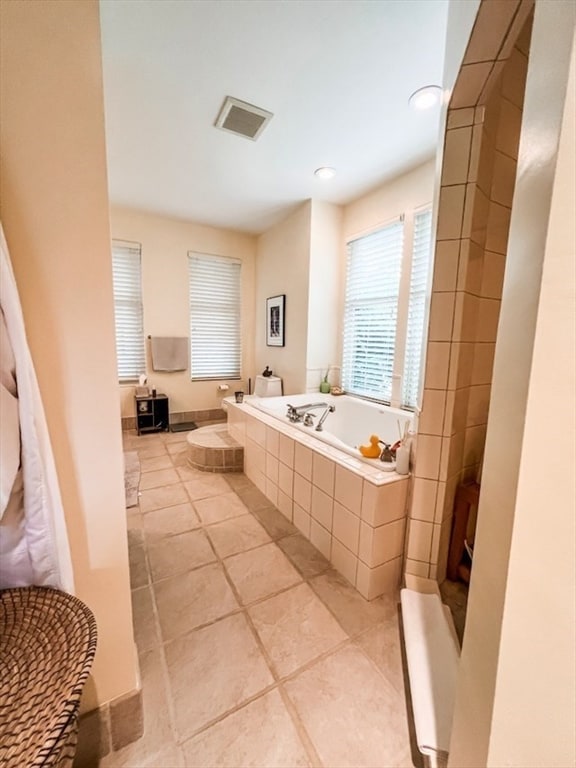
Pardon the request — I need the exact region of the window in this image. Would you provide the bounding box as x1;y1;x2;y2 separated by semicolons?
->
342;207;433;409
342;221;404;403
403;208;433;408
111;240;145;382
188;252;241;380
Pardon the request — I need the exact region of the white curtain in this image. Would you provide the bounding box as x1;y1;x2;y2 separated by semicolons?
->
0;223;74;592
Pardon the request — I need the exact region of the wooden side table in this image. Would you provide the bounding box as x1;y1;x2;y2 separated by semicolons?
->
447;481;480;582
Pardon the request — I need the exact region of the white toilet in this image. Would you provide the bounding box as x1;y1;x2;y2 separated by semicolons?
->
254;374;283;397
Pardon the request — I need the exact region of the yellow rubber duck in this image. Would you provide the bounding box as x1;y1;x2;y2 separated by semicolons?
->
359;435;381;458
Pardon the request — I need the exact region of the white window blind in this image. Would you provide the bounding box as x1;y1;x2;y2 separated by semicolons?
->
342;221;404;402
188;253;241;380
403;208;433;408
111;241;145;382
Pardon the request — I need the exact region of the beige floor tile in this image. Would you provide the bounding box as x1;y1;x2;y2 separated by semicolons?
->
224;542;302;605
251;505;298;540
165;613;274;741
126;511;143;530
236;485;273;512
127;529;149;590
139;484;190;513
167;441;189;457
131;585;160;654
194;491;249;525
277;533;331;579
354;617;406;695
176;464;206;481
225;472;255;492
163;431;189;444
184;474;231;501
148;529;216;582
137;443;169;460
136;744;186;767
206;514;271;559
171;448;190;467
122;434;142;451
154;562;239;641
285;644;412;768
310;569;398;637
99;649;175;768
249;583;347;678
182;688;310;768
143;502;200;543
140;454;174;473
139;467;181;490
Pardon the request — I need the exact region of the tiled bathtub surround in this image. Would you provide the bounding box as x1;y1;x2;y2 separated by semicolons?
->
228;401;409;600
408;3;533;582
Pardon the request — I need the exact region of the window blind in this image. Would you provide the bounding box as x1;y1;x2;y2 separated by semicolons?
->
188;253;241;380
342;221;404;402
111;241;145;382
402;208;433;408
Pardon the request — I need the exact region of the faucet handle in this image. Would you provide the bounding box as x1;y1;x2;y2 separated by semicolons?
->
303;413;315;427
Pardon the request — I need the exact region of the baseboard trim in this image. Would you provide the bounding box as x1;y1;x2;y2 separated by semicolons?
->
122;408;226;432
74;686;143;766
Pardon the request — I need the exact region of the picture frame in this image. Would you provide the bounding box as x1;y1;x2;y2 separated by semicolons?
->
266;294;285;347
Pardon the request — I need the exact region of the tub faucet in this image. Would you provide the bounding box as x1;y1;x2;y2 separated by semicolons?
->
315;404;335;432
286;402;328;423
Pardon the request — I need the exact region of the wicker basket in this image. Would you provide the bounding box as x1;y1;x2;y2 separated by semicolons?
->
0;587;97;768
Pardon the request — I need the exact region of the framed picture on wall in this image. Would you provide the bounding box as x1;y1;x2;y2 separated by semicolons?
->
266;294;285;347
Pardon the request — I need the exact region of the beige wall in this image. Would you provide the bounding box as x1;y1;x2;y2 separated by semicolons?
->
110;207;256;417
306;200;343;389
0;0;137;710
449;2;576;765
255;201;312;394
342;160;435;244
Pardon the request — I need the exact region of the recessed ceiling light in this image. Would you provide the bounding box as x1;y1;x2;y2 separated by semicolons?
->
409;85;443;111
314;166;336;180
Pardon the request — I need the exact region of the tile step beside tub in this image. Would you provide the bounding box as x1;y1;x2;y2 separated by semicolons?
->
227;397;410;600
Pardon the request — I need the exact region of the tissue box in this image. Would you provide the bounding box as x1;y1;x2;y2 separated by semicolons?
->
135;386;150;397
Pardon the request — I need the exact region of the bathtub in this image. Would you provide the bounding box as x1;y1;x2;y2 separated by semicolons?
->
226;394;412;600
249;393;413;467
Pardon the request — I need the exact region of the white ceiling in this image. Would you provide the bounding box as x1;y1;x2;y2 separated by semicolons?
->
100;0;448;235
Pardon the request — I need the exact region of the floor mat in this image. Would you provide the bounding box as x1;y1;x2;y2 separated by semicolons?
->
124;451;141;508
170;422;198;432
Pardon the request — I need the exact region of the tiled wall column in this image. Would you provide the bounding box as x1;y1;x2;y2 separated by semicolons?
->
229;403;409;599
406;3;533;581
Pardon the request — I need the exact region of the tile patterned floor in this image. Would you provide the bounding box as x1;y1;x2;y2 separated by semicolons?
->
107;429;415;768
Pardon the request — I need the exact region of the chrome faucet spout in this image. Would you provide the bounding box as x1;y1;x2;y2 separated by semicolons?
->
315;405;335;431
286;402;329;423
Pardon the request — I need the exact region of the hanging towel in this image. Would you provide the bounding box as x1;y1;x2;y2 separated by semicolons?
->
150;336;188;371
0;223;74;592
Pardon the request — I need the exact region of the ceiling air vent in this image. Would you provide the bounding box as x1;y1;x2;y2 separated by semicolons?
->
215;96;273;141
